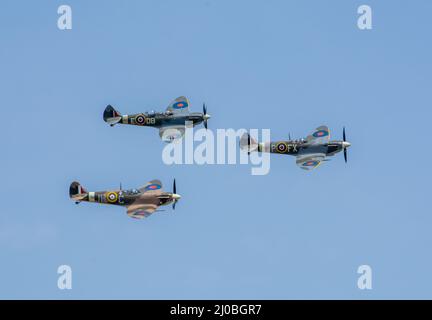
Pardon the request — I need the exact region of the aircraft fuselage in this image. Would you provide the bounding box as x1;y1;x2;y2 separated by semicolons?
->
262;140;346;157
74;190;176;207
115;112;205;128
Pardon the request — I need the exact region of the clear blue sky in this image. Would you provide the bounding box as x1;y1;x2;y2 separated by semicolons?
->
1;0;431;299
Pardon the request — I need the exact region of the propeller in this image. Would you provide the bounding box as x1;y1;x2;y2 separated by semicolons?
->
343;127;348;163
172;179;179;210
203;103;209;129
247;133;251;155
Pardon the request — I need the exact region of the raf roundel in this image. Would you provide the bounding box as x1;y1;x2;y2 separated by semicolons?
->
145;184;161;191
133;211;145;218
135;114;146;125
105;191;118;203
276;142;288;153
312;130;329;138
172;101;188;109
303;160;319;167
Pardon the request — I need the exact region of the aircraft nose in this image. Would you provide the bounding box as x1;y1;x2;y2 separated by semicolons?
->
343;141;351;148
172;193;181;200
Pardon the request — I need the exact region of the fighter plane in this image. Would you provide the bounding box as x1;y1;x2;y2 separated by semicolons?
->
103;96;211;142
69;179;181;219
240;126;351;170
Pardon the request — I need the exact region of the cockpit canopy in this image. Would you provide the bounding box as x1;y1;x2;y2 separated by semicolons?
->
123;188;140;195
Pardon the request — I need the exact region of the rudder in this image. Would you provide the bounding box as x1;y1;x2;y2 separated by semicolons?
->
240;133;258;153
69;181;87;199
103;105;122;126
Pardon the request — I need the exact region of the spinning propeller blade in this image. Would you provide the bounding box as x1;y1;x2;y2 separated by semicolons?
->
203;103;208;130
343;127;347;163
172;179;178;210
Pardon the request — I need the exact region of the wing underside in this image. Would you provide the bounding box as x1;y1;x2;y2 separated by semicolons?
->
296;153;326;171
127;204;158;219
159;126;185;142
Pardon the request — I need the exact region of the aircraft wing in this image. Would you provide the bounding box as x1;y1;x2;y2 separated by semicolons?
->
166;96;190;114
305;125;330;145
127;204;158;219
138;179;163;194
159;126;185;143
295;153;326;171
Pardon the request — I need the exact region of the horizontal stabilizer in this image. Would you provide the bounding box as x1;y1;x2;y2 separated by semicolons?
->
69;181;88;201
103;105;122;125
240;133;258;153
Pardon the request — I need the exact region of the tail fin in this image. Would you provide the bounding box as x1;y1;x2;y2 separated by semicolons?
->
103;105;122;126
240;133;258;154
69;181;88;201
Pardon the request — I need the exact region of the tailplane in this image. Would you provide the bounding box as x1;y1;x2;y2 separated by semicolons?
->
240;133;259;154
69;181;88;203
103;105;122;126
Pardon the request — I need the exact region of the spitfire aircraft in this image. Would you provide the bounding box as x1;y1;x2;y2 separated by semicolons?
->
240;126;351;170
69;179;181;219
103;96;211;142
